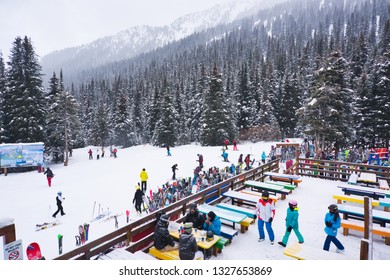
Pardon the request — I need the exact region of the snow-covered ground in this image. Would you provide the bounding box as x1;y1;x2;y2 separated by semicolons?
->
1;140;389;261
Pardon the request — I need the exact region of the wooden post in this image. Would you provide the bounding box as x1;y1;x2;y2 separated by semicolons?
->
0;223;16;245
360;196;373;260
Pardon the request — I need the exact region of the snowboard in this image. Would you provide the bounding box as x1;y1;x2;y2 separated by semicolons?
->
35;221;61;231
26;242;44;260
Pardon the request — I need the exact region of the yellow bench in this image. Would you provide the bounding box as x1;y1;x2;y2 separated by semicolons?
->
239;217;254;233
333;194;380;207
148;246;180;260
283;243;347;260
341;219;390;246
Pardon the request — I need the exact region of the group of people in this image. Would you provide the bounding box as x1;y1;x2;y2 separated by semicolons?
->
88;147;117;160
256;190;344;252
153;203;221;260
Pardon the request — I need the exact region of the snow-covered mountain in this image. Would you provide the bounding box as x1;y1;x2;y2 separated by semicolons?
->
40;0;285;78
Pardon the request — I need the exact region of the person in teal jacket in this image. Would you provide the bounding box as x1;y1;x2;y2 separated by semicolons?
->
203;211;221;235
278;200;304;247
323;204;344;252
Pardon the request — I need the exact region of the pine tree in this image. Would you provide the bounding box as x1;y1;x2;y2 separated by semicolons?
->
152;77;177;147
0;53;5;141
200;64;234;146
2;36;46;143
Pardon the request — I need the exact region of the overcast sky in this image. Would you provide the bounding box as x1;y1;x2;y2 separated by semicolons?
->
0;0;234;60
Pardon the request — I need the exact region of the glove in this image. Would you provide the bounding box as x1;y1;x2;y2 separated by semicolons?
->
287;226;292;232
325;221;332;227
268;217;273;223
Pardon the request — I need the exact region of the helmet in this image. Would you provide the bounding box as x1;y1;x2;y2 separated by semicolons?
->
262;190;269;198
206;230;214;241
289;200;298;207
159;214;169;223
57;191;62;196
328;204;338;212
135;185;140;190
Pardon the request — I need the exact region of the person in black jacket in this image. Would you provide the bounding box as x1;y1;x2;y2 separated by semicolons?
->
132;185;144;214
52;191;65;218
179;222;204;260
44;167;54;187
153;214;178;252
184;203;205;230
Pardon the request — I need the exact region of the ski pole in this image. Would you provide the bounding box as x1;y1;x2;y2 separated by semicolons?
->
91;201;96;220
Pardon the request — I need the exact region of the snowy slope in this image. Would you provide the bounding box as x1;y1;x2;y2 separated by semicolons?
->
1;140;389;260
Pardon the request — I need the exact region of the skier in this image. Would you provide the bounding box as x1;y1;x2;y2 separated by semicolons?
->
256;190;275;244
221;150;229;162
223;139;229;150
44;167;54;187
96;149;100;160
88;149;93;160
133;185;144;214
52;191;65;218
278;200;304;247
139;168;148;192
197;154;203;168
101;147;105;158
113;148;117;158
244;154;251;170
238;154;243;166
171;164;178;180
233;139;238;151
166;145;171;156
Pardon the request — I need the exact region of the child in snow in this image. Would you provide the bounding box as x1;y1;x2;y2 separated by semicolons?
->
88;149;93;159
261;151;267;163
221;150;229;162
256;190;275;244
323;204;345;253
52;191;65;218
278;200;304;247
44;167;54;187
233;139;238;151
197;154;203;168
166;146;171;156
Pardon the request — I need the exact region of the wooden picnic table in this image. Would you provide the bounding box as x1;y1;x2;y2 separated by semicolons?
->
264;172;301;185
223;190;259;206
244;180;290;200
197;203;247;230
262;180;297;191
337;184;390;200
169;222;220;250
337;204;390;227
358;172;378;187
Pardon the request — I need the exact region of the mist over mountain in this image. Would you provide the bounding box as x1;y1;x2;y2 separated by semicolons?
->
40;0;284;81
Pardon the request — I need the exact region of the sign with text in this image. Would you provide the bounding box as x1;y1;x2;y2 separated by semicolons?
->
3;239;23;260
0;142;44;168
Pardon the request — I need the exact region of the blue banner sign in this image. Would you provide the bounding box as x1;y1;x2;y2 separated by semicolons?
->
0;142;44;168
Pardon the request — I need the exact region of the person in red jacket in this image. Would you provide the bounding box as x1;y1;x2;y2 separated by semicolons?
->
223;139;229;150
244;154;251;170
255;190;275;244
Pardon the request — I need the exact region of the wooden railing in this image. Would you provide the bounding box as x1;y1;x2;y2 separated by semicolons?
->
54;160;279;260
297;158;390;182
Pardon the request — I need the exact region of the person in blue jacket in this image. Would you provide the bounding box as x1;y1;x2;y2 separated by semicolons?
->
203;211;221;236
323;204;344;252
261;151;267;163
278;200;304;247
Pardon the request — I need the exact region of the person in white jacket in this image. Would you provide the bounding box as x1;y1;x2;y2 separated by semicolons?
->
255;190;275;244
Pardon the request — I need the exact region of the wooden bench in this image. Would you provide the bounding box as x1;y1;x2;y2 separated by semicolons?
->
148;246;180;260
379;198;390;211
348;173;358;185
220;225;238;240
379;179;390;190
333;194;380;207
239;217;254;233
214;236;230;254
271;177;302;186
216;203;256;219
283;242;348;260
262;180;298;191
341;219;390;245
